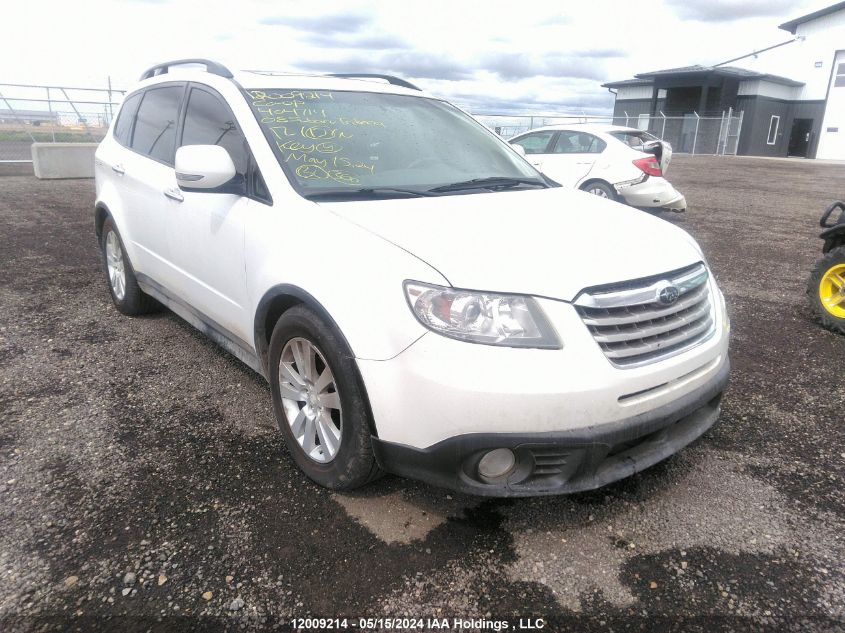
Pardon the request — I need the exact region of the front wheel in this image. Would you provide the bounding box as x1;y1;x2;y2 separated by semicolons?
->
581;181;617;201
807;246;845;335
268;305;381;490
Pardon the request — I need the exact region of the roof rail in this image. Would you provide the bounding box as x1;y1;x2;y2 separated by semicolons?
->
327;73;421;91
140;59;234;81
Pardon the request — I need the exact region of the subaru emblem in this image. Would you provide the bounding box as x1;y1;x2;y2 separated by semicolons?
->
656;283;680;305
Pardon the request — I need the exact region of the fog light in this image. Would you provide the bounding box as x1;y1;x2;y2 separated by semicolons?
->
478;448;516;481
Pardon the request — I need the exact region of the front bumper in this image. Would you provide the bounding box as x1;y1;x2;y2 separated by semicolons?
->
371;357;729;497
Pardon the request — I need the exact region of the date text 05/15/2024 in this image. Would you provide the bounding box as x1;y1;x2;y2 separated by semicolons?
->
289;617;546;631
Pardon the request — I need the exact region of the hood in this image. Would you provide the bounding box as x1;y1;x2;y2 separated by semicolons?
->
324;187;703;302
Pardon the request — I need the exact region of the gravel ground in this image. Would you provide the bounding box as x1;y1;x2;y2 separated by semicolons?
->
1;156;844;632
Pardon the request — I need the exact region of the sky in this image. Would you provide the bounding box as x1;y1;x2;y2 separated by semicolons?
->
0;0;833;115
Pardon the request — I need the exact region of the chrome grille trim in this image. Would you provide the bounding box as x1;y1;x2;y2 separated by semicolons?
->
575;265;709;309
580;283;708;326
574;263;715;367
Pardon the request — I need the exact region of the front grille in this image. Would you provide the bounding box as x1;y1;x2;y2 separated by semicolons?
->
574;263;715;367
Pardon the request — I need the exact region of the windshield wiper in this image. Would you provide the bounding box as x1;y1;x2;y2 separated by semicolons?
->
303;187;439;200
429;176;548;193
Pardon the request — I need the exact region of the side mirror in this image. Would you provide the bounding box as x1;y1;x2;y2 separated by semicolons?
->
512;144;526;157
175;145;236;191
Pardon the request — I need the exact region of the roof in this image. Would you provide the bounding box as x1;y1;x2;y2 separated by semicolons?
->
236;71;428;96
601;78;653;89
779;1;845;33
135;60;430;98
512;123;640;137
137;68;430;98
602;64;804;90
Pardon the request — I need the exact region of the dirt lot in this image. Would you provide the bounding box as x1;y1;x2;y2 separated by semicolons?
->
1;156;844;632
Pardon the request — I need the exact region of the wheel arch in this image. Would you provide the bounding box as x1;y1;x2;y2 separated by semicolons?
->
579;178;616;194
94;201;111;240
254;284;379;436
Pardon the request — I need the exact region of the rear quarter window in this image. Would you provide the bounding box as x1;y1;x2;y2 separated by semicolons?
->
112;92;142;147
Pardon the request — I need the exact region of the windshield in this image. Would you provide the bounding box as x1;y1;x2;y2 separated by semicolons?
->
243;88;542;197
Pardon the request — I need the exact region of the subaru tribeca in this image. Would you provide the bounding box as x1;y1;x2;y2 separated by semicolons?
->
93;59;730;496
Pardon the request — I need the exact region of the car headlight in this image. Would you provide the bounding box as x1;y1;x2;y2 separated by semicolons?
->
404;281;561;349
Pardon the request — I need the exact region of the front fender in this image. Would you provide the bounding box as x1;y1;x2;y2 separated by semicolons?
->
247;203;447;364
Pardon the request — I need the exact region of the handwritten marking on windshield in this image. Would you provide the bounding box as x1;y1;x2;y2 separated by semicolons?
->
295;164;360;184
277;140;343;155
248;89;385;183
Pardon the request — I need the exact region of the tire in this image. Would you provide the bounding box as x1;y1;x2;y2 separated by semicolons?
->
807;246;845;335
581;181;617;201
100;217;160;316
268;305;381;490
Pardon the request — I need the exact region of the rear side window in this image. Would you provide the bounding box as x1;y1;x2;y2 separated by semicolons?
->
113;92;142;146
553;132;606;154
181;87;248;177
511;131;555;154
131;86;183;165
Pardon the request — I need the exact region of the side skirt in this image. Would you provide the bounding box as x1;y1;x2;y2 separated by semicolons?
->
136;273;267;380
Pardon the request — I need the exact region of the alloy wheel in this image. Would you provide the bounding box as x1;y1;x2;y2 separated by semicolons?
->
278;337;343;463
105;231;126;300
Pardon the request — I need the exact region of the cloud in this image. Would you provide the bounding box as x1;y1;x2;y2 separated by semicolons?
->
294;52;474;81
665;0;797;22
259;12;371;33
303;32;409;50
479;51;623;81
536;15;570;26
450;89;614;115
292;47;624;86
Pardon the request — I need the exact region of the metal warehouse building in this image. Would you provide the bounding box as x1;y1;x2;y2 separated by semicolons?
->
603;2;845;160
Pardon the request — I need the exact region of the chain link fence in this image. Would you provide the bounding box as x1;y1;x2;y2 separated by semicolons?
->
1;82;744;163
0;83;124;162
476;110;745;156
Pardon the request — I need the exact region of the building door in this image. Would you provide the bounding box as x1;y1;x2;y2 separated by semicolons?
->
787;119;813;158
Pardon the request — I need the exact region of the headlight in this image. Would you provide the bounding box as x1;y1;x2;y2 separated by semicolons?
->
404;281;561;349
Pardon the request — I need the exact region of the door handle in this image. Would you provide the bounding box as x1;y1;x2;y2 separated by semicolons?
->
112;164;125;175
576;161;593;165
163;187;184;203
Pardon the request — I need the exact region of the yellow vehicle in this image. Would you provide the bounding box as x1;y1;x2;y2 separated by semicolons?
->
808;202;845;334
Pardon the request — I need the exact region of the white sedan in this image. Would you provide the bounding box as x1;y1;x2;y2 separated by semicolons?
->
510;124;687;212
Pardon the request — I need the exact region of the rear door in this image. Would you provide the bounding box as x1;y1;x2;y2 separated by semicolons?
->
166;84;261;344
123;83;187;283
538;131;606;186
95;89;143;251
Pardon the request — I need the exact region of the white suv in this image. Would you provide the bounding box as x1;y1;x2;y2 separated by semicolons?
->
94;59;730;496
